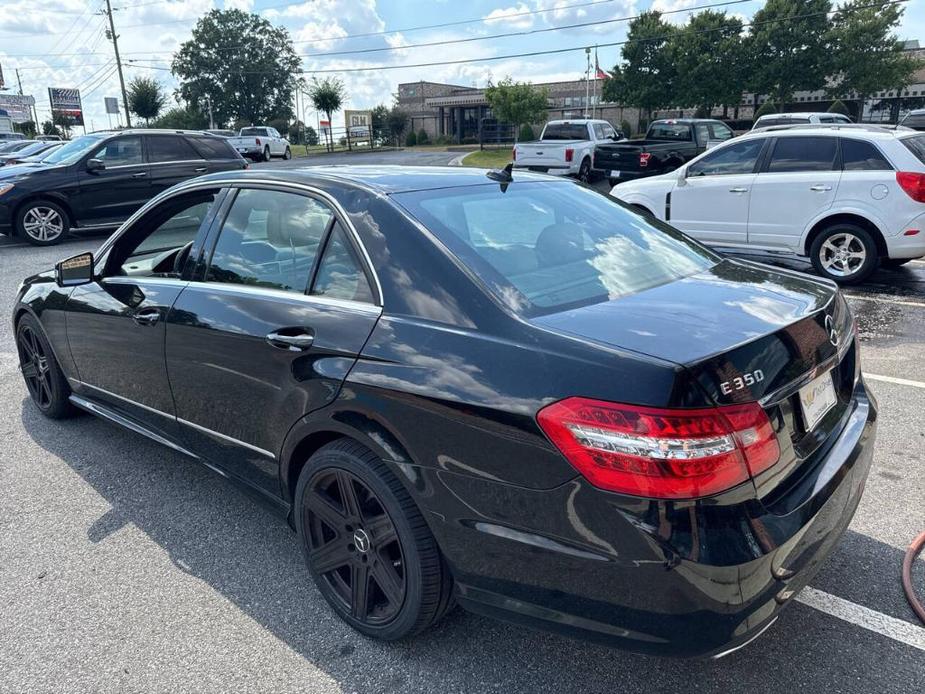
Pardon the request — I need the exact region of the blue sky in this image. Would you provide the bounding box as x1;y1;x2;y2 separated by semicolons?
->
1;0;923;130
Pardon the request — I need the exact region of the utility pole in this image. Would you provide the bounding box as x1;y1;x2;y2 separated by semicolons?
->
204;96;214;129
584;47;591;118
103;0;132;128
15;69;39;130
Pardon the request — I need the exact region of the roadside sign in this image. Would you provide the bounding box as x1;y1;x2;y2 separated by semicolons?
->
344;110;371;139
104;97;119;115
48;87;84;126
0;94;35;123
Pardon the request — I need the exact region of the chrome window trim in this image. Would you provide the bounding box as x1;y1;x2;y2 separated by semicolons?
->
95;177;384;307
103;276;190;289
190;280;382;315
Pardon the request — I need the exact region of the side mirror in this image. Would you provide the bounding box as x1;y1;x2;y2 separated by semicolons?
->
86;158;105;172
56;252;94;287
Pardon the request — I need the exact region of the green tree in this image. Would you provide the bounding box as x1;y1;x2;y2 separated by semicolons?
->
268;116;290;136
386;107;409;145
619;12;678;120
127;76;166;126
405;130;417;147
41;120;60;137
518;124;536;141
307;76;346;151
670;11;745;115
52;113;72;138
303;125;319;146
484;77;548;140
753;101;778;119
370;104;390;139
601;64;626;104
417;128;429;145
14;120;37;137
172;9;300;126
828;0;921;120
746;0;832;105
828;98;851;115
150;106;208;130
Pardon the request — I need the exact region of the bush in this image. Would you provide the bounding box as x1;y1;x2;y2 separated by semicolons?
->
433;135;454;145
753;101;778;119
620;119;632;137
417;128;429;145
518;124;536;141
828;99;851;116
304;126;319;146
405;130;417;146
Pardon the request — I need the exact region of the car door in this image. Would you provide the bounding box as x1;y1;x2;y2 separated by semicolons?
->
74;135;150;225
268;128;284;155
146;134;209;197
669;137;768;246
65;187;224;440
165;185;382;497
747;136;842;250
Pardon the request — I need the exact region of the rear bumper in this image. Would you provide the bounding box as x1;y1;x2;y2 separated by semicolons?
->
512;164;574;177
424;383;877;657
885;214;925;258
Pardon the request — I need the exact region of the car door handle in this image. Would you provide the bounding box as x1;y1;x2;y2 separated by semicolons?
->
810;185;832;192
266;331;314;351
132;171;148;178
132;308;160;326
194;167;207;173
728;187;748;193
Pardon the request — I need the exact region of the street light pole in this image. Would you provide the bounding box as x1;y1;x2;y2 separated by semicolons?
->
103;0;132;128
584;47;591;119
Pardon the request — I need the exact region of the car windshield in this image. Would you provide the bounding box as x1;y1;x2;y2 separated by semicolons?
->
648;123;692;140
542;124;589;140
41;134;107;165
393;181;718;317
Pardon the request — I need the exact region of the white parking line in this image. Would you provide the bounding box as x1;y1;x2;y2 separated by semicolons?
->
864;373;925;389
845;294;925;309
797;587;925;652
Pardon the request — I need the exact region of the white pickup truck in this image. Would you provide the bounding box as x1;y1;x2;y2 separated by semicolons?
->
228;126;292;162
513;119;623;182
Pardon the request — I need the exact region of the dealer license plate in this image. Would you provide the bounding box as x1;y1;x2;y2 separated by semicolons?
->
610;170;621;178
798;371;837;431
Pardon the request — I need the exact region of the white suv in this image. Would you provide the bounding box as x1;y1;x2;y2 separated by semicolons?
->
610;125;925;284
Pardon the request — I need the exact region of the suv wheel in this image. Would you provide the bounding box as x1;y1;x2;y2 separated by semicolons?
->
16;200;69;246
283;146;292;160
263;146;271;162
809;223;878;285
295;439;453;640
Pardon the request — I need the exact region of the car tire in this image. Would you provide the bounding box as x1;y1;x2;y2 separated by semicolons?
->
295;439;453;641
15;313;76;419
881;257;917;269
263;146;271;162
809;223;879;285
284;146;292;160
577;157;592;184
16;200;70;246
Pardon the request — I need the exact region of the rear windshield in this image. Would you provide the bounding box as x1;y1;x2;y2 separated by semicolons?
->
902;134;925;164
393;182;717;317
647;123;692;141
240;127;265;136
541;123;589;140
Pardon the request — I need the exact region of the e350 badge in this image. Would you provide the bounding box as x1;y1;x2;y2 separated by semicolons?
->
720;369;765;395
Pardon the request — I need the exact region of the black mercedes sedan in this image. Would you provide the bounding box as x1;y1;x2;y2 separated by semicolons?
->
13;166;876;657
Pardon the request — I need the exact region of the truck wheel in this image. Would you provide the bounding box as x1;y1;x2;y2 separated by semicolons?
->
262;146;271;162
577;158;592;184
284;146;292;160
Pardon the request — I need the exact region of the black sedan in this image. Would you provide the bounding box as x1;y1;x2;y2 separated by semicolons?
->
13;166;876;657
0;129;246;246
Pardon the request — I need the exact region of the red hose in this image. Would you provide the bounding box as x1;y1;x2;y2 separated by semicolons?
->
902;531;925;625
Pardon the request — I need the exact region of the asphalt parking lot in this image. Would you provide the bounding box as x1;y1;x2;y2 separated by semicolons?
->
1;156;923;692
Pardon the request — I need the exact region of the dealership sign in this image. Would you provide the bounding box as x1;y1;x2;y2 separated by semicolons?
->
48;87;84;126
0;94;35;123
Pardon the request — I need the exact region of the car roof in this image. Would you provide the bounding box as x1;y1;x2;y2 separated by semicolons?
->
193;165;564;194
745;123;904;140
756;112;847;119
650;118;725;124
89;129;222;137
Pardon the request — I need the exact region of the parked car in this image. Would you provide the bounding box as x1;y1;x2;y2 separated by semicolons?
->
753;112;853;129
14;165;874;657
610;124;925;283
35;134;63;142
0;129;247;245
594;118;735;185
900;109;925;131
0;140;61;167
205;129;236;138
0;139;37;155
513;119;623;183
13;142;65;164
228;126;291;161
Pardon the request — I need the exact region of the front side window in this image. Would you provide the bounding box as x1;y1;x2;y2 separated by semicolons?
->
393;182;717;316
148;135;200;162
841;139;892;171
91;136;143;166
687;138;765;176
207;188;333;293
695;124;710;143
106;190;218;277
766;137;837;173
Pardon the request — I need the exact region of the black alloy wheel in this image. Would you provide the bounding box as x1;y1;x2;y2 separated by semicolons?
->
578;157;592;184
295;440;453;640
16;315;75;419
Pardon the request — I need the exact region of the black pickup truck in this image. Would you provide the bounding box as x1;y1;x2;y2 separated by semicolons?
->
593;118;735;185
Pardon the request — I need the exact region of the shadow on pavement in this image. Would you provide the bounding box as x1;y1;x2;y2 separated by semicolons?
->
19;397;923;694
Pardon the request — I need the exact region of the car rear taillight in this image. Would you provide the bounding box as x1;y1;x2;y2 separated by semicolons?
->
639;152;652;167
896;172;925;202
256;137;262;146
537;397;779;499
565;148;574;163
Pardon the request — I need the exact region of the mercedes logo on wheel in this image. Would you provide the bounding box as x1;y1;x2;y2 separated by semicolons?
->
353;528;371;553
825;314;840;348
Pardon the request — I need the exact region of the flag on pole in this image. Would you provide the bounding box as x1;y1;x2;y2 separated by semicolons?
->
595;48;607;80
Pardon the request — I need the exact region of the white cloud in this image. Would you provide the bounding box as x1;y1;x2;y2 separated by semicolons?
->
484;4;535;30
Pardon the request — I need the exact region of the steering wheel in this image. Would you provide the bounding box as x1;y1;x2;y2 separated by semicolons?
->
173;241;194;276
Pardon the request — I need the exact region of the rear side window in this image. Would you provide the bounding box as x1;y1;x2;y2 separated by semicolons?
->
542;123;589;140
393;182;717;316
190;136;235;159
687;138;765;176
766;137;837;172
903;135;925;163
840;139;892;171
207;189;333;293
708;123;734;141
311;222;374;303
147;135;200;162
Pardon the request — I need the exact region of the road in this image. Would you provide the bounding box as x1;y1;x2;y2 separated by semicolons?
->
1;152;923;693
